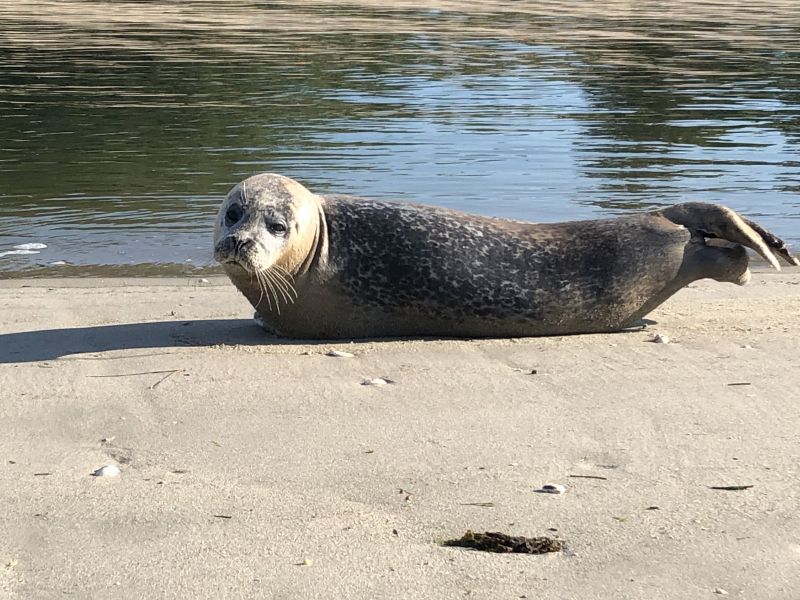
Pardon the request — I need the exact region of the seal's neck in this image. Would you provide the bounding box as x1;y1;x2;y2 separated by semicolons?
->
294;197;329;276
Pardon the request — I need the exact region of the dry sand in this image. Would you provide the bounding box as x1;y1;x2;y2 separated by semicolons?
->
1;272;799;599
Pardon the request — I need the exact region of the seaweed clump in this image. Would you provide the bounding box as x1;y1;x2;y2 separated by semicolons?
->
443;530;562;554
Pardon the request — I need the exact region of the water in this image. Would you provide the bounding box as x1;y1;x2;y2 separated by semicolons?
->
1;1;799;276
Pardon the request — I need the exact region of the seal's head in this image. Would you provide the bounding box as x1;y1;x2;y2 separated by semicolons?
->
213;173;323;276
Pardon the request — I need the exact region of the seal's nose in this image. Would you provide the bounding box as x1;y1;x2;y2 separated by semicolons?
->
236;239;256;260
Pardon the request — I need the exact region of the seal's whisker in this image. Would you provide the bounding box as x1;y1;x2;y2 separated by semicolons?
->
266;267;296;304
261;271;276;312
254;270;272;311
265;269;290;305
269;265;299;300
279;275;298;301
269;270;289;313
252;270;265;310
261;269;282;315
249;271;263;310
271;263;294;280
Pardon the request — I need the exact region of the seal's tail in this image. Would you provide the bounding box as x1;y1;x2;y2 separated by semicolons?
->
660;203;799;271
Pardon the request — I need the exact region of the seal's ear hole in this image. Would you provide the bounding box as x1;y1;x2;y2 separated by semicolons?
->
225;205;243;226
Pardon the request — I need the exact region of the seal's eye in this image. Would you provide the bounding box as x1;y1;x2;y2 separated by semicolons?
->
268;221;288;236
225;205;243;226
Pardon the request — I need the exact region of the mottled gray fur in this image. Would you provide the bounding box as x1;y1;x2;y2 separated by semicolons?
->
214;174;797;339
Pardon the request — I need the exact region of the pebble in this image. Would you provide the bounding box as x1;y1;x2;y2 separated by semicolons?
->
713;589;728;595
538;483;566;494
652;333;670;344
327;350;355;358
361;378;390;386
92;464;121;477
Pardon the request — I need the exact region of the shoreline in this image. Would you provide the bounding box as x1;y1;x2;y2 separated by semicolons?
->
0;263;223;280
0;254;786;282
2;272;799;598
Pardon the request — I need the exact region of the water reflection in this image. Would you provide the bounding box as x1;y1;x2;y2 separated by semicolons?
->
1;1;798;275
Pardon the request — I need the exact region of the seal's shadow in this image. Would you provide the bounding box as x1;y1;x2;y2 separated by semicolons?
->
0;319;297;364
0;317;660;364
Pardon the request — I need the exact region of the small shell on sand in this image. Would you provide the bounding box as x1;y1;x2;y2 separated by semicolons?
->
92;464;121;477
361;378;390;386
537;483;566;494
652;333;670;344
327;350;355;358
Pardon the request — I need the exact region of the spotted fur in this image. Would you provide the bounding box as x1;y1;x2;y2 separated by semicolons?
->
214;174;797;339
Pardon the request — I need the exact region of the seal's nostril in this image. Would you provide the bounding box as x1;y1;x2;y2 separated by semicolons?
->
231;238;257;262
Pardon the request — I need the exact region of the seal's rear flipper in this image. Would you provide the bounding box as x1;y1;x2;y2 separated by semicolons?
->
660;203;798;271
741;217;800;267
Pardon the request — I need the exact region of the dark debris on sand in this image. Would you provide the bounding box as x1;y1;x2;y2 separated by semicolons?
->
443;530;562;554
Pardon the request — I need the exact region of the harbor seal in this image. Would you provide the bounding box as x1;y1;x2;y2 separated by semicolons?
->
213;173;798;339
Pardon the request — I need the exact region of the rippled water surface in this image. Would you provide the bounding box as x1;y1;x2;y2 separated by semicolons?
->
1;1;799;275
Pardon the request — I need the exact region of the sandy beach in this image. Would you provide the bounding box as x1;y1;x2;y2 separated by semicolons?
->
1;272;799;599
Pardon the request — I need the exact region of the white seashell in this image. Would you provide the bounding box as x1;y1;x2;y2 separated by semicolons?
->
361;378;389;386
14;243;47;250
538;483;566;494
327;350;355;358
92;464;121;477
652;333;670;344
0;249;40;257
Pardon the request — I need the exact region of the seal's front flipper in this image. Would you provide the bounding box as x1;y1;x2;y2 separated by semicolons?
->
253;311;273;333
660;203;798;271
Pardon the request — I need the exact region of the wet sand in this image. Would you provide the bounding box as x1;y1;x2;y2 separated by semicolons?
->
1;272;799;598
